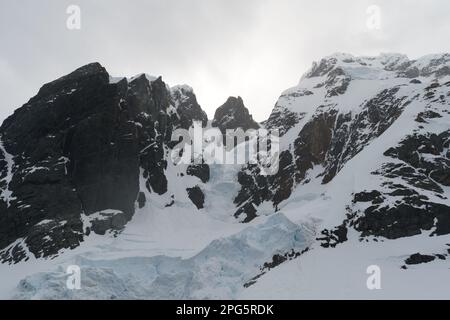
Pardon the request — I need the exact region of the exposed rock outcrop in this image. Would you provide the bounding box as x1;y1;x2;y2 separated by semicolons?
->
234;53;450;232
212;97;260;133
170;85;208;129
0;63;209;263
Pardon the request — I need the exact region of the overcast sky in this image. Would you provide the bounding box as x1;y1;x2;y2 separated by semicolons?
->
1;0;450;122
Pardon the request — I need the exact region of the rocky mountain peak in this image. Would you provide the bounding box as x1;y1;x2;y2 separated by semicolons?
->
58;62;108;81
35;62;109;100
0;62;211;263
212;96;260;132
304;52;450;81
170;85;208;129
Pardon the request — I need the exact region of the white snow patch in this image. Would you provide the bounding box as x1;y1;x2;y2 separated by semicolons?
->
0;136;16;206
13;213;313;299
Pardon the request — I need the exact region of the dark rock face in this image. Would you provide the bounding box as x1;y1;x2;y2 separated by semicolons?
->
294;111;337;182
137;192;146;209
306;62;352;98
234;86;410;222
127;74;176;197
353;190;383;203
405;253;436;265
233;150;293;222
234;107;338;221
186;164;210;183
265;106;303;137
0;63;210;263
416;110;442;123
186;186;205;209
352;190;450;239
212;97;260;133
89;211;130;236
401;67;421;79
318;127;449;243
317;224;349;248
234;52;450;224
0;63;117;262
170;85;208;129
264;87;312;137
347;130;450;240
306;57;339;78
324;67;351;97
244;247;310;288
384;131;450;187
419;54;450;77
321;87;408;183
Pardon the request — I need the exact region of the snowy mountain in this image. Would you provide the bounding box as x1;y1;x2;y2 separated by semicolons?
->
0;53;449;299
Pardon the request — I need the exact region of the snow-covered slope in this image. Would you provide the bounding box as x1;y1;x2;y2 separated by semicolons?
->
13;213;312;299
236;53;449;219
233;53;450;298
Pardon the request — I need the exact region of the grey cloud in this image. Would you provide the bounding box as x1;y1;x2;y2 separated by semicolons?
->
1;0;450;123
